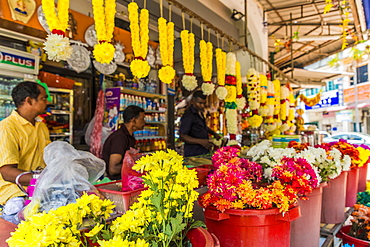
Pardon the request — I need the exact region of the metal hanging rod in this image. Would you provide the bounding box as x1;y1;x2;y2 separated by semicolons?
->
164;0;300;86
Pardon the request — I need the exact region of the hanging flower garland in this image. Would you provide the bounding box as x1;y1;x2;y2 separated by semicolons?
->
200;40;215;95
235;61;246;110
324;0;334;14
340;0;351;50
263;79;277;132
92;0;116;64
42;0;73;62
259;74;268;116
299;90;322;107
247;68;262;128
128;2;150;78
181;30;197;91
215;48;227;100
280;85;290;132
224;53;238;146
273;79;282;130
288;87;296;133
158;17;176;84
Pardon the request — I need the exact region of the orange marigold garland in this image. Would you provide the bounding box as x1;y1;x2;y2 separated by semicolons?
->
299;90;322;107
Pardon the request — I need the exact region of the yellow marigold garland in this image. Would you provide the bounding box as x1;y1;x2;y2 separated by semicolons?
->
158;17;175;84
246;68;260;115
42;0;72;61
92;0;116;64
324;0;333;14
181;30;197;91
200;40;215;95
259;74;268;116
280;85;289;121
215;48;227;100
128;2;150;78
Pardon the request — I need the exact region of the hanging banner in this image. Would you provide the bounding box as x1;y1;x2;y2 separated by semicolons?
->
305;90;339;110
343;83;370;103
105;87;120;131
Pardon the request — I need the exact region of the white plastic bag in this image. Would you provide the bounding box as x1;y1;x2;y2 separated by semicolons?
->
26;141;106;215
85;116;112;147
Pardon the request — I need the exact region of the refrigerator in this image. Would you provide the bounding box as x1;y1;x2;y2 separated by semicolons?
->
0;45;39;120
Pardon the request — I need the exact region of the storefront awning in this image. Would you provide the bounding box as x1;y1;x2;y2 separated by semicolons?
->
283;68;352;89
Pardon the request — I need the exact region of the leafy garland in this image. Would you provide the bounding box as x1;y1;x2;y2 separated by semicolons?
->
215;48;227;100
235;61;246;110
158;17;176;84
92;0;116;64
42;0;73;62
128;2;150;78
200;40;215;95
181;30;197;91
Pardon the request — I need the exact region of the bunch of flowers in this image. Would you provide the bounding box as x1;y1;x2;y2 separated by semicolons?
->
200;147;319;213
42;0;73;61
7;194;115;247
200;40;215;95
128;2;151;78
350;144;370;168
158;18;176;84
235;61;246;110
318;140;361;168
98;149;202;247
348;204;370;241
181;30;197;91
92;0;116;64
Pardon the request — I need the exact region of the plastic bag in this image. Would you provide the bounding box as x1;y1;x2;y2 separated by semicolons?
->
25;141;106;216
121;148;146;192
84;116;111;147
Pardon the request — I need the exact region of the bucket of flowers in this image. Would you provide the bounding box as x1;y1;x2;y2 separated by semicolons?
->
7;150;214;247
199;146;319;247
336;204;370;247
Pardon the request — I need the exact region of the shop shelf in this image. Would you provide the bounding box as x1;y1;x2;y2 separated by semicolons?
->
51;110;71;115
135;135;166;140
120;87;166;99
146;121;166;124
50;133;71;137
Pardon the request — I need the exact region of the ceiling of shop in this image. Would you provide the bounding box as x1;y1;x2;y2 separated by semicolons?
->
219;0;364;71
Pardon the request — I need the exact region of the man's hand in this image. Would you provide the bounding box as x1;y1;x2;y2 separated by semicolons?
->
198;139;213;149
213;133;222;141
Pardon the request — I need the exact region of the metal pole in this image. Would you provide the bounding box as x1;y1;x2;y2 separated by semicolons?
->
245;0;248;48
354;60;361;132
290;13;294;78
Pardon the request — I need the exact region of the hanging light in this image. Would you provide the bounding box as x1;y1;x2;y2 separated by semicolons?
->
231;9;244;21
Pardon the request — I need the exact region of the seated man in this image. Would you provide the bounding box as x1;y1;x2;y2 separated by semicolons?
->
102;105;145;180
0;81;51;224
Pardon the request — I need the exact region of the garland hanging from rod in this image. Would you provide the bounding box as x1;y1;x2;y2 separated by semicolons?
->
181;30;197;91
128;2;151;78
158;17;176;84
42;0;73;62
92;0;116;64
298;91;322;107
200;39;214;95
215;48;227;100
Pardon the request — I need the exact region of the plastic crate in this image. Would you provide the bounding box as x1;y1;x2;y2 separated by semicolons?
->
38;71;75;89
190;167;211;187
95;180;144;214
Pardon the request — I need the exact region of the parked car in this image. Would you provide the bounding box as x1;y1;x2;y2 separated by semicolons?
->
319;131;331;139
322;132;370;146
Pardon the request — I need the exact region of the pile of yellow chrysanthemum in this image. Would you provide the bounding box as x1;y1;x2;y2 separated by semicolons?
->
7;194;115;247
98;149;202;247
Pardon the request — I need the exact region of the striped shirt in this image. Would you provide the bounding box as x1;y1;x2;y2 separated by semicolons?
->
0;110;50;205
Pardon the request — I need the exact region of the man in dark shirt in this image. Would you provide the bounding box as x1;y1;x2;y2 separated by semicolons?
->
102;105;145;180
179;91;221;157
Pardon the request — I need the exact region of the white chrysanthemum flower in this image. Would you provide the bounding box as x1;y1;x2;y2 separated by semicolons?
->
263;167;273;179
215;86;228;100
201;82;215;96
44;34;73;62
182;75;197;91
342;155;351;171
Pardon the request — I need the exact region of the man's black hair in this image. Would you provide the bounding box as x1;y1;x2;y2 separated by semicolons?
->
192;90;206;100
123;105;145;123
12;81;42;107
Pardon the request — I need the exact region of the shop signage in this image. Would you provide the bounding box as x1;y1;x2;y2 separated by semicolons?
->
0;46;39;75
305;90;339;110
105;88;121;132
336;110;353;122
343;83;370;103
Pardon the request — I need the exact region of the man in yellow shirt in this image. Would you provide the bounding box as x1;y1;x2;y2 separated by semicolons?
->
0;81;50;224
